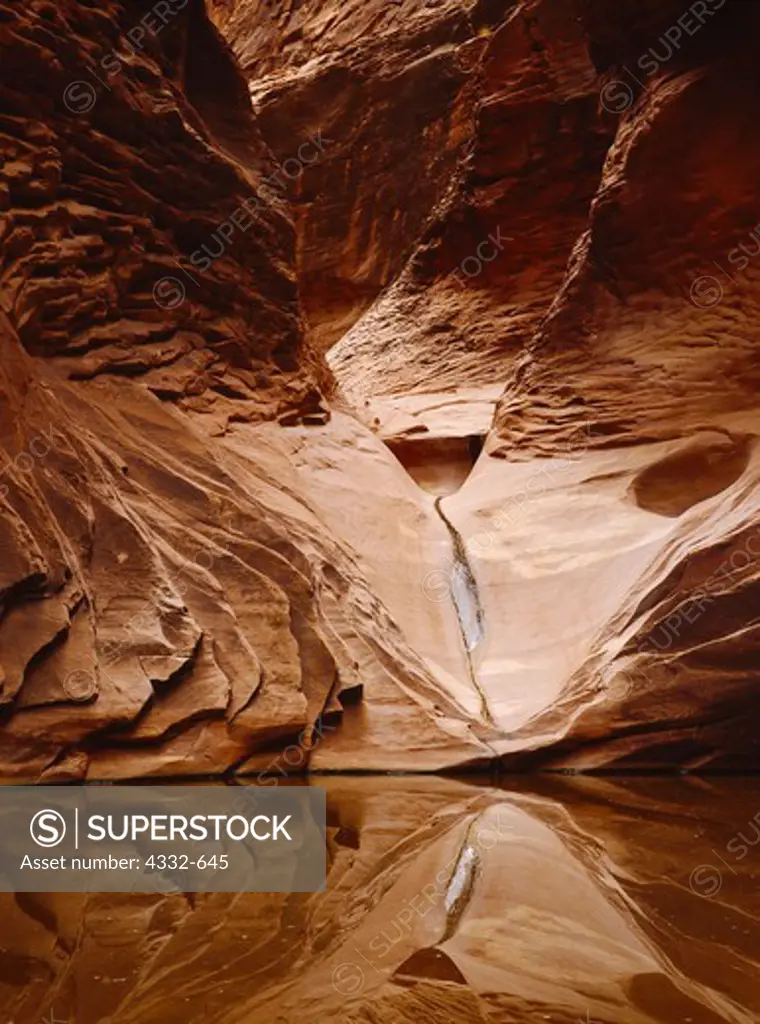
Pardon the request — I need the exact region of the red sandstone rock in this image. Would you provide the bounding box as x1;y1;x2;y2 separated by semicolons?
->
0;0;489;779
2;0;760;776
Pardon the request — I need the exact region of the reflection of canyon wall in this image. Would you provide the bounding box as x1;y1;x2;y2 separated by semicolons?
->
3;777;759;1023
2;0;760;776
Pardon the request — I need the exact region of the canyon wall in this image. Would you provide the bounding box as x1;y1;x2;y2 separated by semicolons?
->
1;0;759;776
0;0;490;780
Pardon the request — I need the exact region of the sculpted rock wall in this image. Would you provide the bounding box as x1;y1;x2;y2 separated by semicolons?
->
212;0;506;356
218;0;760;769
484;0;760;768
0;0;488;779
329;0;614;399
216;0;615;393
2;0;759;776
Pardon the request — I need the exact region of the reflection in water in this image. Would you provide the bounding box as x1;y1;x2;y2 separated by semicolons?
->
1;776;759;1023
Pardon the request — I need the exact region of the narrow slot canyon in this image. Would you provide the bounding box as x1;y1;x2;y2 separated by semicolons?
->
4;4;760;1024
2;0;760;782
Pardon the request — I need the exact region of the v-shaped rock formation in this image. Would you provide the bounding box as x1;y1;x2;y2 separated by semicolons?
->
1;0;759;777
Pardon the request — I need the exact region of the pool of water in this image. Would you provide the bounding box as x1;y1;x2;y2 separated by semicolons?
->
2;775;759;1023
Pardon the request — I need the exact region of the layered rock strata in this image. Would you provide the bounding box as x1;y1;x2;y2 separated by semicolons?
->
0;0;495;779
2;0;760;775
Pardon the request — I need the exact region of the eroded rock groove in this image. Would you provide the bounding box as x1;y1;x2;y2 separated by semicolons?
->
433;496;491;725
